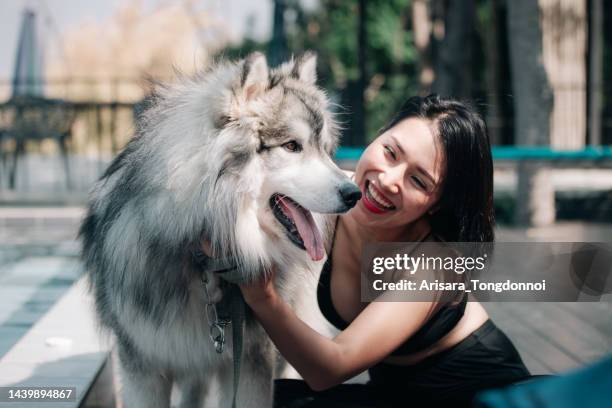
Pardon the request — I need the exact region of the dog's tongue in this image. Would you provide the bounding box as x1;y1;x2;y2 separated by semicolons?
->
278;197;325;261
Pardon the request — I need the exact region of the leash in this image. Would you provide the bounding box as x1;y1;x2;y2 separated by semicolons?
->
196;250;245;408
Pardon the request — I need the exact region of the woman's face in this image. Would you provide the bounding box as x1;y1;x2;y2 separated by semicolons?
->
350;117;445;230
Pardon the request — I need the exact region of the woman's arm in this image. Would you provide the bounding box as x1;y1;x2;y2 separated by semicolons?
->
241;273;436;391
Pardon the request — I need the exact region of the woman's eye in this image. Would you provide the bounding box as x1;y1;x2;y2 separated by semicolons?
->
384;145;396;160
411;176;427;190
282;141;302;152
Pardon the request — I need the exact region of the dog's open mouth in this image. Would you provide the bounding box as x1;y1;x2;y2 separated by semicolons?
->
270;193;325;261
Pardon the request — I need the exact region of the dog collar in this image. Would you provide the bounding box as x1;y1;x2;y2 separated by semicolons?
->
192;248;246;284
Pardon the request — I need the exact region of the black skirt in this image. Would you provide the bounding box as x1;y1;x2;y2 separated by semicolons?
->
274;320;531;408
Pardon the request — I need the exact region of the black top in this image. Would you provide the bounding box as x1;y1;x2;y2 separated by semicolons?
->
316;218;467;356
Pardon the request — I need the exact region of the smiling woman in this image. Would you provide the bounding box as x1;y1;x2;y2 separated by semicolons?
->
351;95;494;244
234;94;530;408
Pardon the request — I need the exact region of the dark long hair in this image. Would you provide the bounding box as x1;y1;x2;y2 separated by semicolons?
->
379;94;495;243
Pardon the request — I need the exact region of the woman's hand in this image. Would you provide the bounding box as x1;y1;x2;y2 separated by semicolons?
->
200;239;279;307
238;266;279;307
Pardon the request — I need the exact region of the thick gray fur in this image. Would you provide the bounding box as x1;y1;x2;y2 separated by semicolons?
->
79;52;356;408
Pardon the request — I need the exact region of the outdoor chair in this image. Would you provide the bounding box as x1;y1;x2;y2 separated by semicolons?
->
0;95;76;190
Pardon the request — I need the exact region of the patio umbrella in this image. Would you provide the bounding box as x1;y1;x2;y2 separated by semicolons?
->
12;8;44;97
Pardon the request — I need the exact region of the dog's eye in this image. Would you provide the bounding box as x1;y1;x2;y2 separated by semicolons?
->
282;141;302;152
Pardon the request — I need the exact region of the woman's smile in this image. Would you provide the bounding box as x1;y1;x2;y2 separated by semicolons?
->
362;180;396;214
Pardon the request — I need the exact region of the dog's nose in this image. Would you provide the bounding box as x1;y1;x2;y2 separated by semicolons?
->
338;182;362;208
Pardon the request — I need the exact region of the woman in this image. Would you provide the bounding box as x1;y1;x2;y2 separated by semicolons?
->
211;95;530;407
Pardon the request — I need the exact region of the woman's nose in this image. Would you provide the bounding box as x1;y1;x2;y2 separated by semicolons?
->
378;171;400;195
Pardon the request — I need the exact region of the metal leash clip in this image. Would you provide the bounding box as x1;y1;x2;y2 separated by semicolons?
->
210;322;225;353
201;272;230;354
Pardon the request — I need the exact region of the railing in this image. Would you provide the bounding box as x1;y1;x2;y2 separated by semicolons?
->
335;146;612;164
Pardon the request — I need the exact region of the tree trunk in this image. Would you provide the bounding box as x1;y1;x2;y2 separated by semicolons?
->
412;0;434;94
269;0;289;67
540;0;588;149
507;0;555;226
355;0;367;146
431;0;475;98
482;0;503;145
588;0;603;146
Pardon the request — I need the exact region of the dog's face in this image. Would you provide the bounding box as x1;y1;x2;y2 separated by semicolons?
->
216;52;361;262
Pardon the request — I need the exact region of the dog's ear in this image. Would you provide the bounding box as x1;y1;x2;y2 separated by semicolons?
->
291;51;317;85
241;52;269;101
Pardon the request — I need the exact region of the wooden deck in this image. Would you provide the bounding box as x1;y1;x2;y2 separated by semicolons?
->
486;223;612;375
484;302;612;375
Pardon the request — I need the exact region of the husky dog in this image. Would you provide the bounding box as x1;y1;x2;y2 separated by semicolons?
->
79;51;361;408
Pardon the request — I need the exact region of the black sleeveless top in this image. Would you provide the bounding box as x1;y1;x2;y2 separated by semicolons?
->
316;218;467;356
